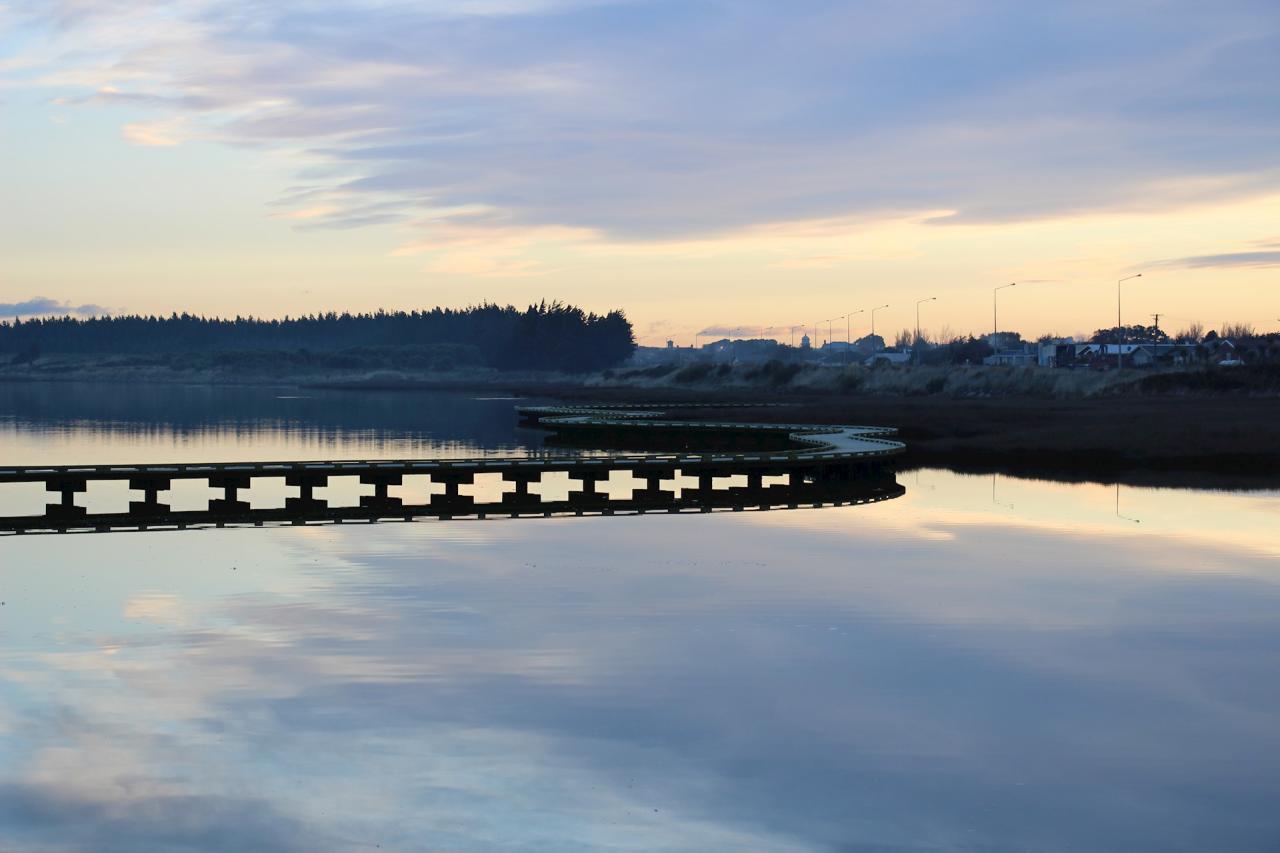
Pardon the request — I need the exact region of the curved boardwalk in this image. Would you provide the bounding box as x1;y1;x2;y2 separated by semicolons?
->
0;403;904;535
519;403;904;460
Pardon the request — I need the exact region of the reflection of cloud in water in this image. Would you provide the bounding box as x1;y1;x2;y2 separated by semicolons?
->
1;475;1279;849
756;469;1280;563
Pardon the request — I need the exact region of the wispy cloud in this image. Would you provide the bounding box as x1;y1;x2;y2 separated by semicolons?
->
696;325;779;339
121;116;189;147
1150;251;1280;270
5;0;1279;245
0;297;106;317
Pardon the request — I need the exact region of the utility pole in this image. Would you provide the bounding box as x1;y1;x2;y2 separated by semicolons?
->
1151;313;1161;362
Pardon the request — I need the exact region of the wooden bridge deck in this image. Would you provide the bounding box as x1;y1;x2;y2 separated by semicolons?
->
0;403;905;535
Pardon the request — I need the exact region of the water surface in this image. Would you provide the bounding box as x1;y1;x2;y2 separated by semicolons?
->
1;384;1278;851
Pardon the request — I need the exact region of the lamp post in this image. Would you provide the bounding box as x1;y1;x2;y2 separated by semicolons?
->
870;304;889;342
843;309;865;366
915;297;936;364
993;282;1016;352
1117;273;1143;370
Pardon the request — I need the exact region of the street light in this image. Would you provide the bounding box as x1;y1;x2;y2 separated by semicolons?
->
870;304;890;341
1115;483;1140;524
993;282;1016;351
843;309;865;366
1117;273;1143;370
915;297;936;364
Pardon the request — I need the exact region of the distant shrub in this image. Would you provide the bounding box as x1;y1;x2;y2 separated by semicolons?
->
741;359;801;387
623;363;679;379
673;362;715;383
1135;365;1280;394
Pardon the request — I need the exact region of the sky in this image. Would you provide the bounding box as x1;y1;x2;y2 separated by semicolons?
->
1;0;1278;346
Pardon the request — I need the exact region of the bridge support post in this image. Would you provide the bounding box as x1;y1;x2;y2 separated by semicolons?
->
570;469;611;510
696;470;718;503
731;467;770;509
128;476;172;517
634;468;675;507
44;477;88;520
431;470;474;515
359;472;403;513
285;472;329;512
501;470;541;510
208;474;251;514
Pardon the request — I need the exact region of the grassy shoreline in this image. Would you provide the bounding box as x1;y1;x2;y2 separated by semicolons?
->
4;360;1278;487
507;383;1280;483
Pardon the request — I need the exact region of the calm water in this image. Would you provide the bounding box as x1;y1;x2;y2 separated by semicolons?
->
2;384;1279;851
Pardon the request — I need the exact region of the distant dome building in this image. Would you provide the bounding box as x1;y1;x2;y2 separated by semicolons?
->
800;334;811;350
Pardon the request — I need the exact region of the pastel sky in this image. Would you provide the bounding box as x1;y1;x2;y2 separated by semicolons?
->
2;0;1278;345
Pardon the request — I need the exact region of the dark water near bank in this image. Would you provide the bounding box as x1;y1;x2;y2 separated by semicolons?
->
1;384;1279;851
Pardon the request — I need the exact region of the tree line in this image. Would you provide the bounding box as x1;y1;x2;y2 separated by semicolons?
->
0;301;636;373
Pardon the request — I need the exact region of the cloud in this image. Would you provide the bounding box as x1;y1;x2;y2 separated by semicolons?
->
0;297;106;317
1150;250;1280;270
0;784;324;853
121;117;188;146
4;0;1280;245
696;325;779;339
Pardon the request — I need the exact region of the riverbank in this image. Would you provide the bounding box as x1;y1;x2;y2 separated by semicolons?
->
503;383;1280;488
8;353;1280;397
4;360;1278;487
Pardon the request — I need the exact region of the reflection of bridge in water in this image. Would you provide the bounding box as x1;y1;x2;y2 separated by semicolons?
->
0;404;905;535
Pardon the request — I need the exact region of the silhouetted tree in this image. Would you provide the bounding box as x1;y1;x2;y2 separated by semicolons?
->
0;302;635;373
1090;324;1167;344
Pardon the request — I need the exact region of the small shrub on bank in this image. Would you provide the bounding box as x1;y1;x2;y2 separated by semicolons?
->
622;363;679;379
673;362;715;383
744;359;802;387
1134;364;1280;394
837;370;865;392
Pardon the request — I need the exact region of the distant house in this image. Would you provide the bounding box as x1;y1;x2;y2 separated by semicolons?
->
1043;342;1200;369
983;350;1036;367
628;345;698;366
1129;344;1197;368
1206;339;1241;365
